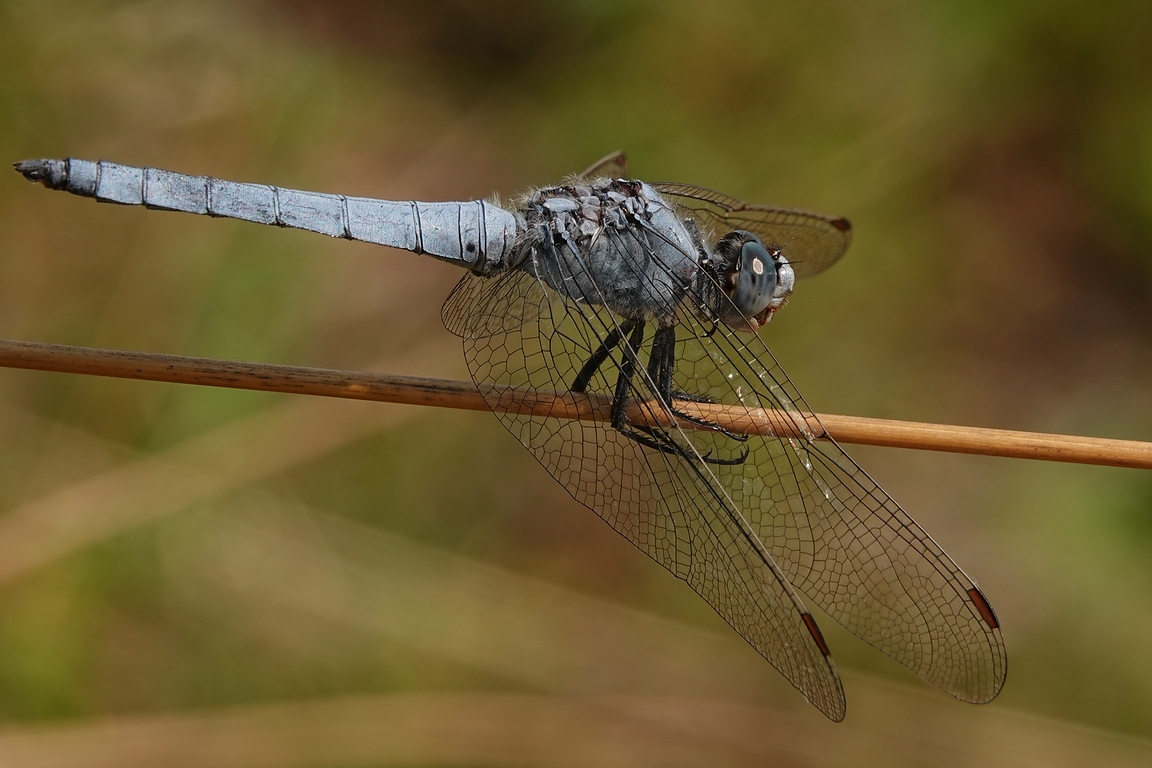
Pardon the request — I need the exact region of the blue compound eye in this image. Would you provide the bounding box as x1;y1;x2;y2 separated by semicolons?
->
730;237;777;319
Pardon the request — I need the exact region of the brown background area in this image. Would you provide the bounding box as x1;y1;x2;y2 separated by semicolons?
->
0;1;1151;764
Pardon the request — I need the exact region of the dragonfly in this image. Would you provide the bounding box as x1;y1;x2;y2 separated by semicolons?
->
14;151;1006;720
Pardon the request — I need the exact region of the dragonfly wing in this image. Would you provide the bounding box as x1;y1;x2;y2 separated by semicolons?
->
660;303;1009;704
577;151;629;181
442;265;847;721
441;197;1004;715
652;182;852;279
605;208;1007;701
442;263;546;339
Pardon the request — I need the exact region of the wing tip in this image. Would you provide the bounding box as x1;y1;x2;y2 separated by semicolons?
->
966;586;1000;629
801;611;847;721
955;670;1008;706
802;612;832;657
819;699;848;722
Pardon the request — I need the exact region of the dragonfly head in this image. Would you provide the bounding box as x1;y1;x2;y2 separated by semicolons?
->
713;230;795;332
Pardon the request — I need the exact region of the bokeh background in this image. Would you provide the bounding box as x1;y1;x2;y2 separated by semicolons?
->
1;1;1151;765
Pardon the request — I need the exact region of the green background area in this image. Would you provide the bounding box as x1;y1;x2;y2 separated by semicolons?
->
0;1;1150;765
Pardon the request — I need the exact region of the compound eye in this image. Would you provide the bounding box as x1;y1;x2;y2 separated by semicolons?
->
729;238;777;319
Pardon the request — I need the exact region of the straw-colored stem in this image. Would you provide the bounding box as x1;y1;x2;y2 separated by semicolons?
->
1;338;1149;470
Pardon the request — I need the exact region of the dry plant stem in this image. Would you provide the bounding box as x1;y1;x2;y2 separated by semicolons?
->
1;338;1150;470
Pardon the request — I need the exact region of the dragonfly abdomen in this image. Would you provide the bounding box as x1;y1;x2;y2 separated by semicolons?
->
15;158;523;275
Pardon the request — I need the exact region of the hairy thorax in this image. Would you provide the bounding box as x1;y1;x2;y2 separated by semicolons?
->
517;178;702;323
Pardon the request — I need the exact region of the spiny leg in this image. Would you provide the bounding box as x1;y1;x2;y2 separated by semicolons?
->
646;325;750;450
609;320;647;433
609;323;746;466
607;321;686;454
646;324;675;402
646;325;720;405
571;319;635;393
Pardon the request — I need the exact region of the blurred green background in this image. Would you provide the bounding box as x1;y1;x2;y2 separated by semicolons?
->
1;1;1151;765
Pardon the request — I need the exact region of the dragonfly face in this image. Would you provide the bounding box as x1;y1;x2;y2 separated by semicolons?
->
711;229;796;331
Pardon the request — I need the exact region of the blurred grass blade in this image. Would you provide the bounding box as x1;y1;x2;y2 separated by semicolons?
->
0;339;459;585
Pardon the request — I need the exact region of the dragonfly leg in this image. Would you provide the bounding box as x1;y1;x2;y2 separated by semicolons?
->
647;326;749;449
609;323;746;466
571;320;635;392
609;320;648;433
645;324;676;401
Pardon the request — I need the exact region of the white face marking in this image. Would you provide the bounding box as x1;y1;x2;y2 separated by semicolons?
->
751;257;764;275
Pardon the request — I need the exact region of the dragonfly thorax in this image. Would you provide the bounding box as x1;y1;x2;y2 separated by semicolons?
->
518;179;700;323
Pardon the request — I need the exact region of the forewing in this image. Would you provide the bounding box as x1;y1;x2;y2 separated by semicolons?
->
442;265;847;721
602;212;1006;701
653;182;852;279
441;207;1005;713
662;303;1008;704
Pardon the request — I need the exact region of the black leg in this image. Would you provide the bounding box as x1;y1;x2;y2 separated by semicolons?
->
646;325;676;405
647;325;749;449
609;322;747;466
571;319;635;393
610;321;647;431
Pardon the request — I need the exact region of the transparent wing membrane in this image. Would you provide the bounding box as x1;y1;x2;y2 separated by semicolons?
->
444;267;847;720
442;218;1005;718
653;182;853;279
